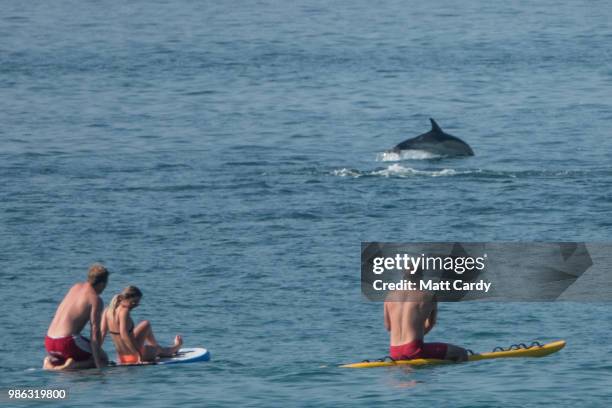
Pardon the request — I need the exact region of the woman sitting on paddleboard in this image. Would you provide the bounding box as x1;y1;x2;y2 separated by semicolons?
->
101;286;182;364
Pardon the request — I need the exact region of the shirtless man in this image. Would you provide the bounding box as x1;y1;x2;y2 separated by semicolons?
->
43;264;110;370
384;282;468;362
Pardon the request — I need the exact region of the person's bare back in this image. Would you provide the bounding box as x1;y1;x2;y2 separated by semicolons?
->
384;290;434;346
47;283;99;338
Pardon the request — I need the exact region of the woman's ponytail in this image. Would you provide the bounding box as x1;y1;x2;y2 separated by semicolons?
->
106;294;123;317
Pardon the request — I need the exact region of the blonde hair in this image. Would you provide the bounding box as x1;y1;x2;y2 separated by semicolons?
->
87;263;109;286
106;286;143;317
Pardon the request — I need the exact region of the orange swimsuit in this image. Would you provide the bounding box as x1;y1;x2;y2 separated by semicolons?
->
117;354;140;364
108;324;139;364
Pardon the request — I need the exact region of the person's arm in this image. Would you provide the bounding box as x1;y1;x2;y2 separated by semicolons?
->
118;309;141;360
424;296;437;335
384;303;391;332
89;297;104;368
100;309;108;343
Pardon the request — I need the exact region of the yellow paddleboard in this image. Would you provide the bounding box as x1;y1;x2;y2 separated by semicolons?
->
340;340;566;368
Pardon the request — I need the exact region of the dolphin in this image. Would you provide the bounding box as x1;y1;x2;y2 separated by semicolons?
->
389;118;474;157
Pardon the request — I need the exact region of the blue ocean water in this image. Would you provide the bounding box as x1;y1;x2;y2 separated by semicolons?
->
1;0;612;406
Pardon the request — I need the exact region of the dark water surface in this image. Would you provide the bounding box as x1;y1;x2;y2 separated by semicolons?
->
1;0;612;406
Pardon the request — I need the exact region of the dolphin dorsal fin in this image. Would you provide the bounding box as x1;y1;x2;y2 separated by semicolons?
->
429;118;442;133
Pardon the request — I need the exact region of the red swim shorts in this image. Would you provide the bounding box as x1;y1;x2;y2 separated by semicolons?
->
390;340;448;360
44;335;92;364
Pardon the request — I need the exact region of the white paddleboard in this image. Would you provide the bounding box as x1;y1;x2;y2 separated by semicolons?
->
111;348;210;366
157;347;210;365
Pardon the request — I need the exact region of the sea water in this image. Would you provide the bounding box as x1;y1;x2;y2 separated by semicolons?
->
1;0;611;406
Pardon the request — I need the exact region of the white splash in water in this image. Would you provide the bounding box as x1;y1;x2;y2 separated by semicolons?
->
332;164;460;178
372;164;457;177
332;168;361;177
377;150;442;162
